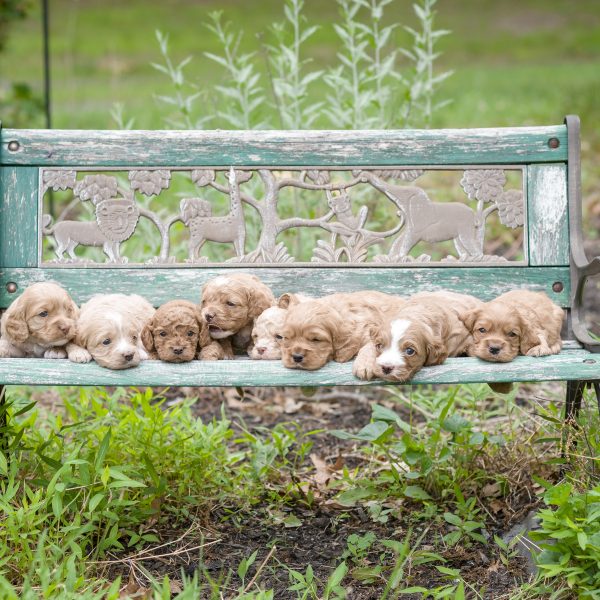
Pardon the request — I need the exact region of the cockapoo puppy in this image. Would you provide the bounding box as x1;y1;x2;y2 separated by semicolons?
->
353;291;483;382
460;289;564;362
248;293;313;360
71;293;155;369
0;281;80;359
141;299;226;362
280;291;405;371
200;273;275;356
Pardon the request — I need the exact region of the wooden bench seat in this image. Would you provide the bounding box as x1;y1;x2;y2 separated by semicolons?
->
0;115;598;417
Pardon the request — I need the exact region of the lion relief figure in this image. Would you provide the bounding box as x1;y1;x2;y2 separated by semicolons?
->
44;198;140;263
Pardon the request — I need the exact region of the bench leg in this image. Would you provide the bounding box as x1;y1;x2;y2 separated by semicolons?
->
565;380;584;424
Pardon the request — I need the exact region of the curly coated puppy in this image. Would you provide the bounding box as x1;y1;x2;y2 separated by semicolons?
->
353;291;483;382
0;282;80;359
280;291;405;371
200;273;275;354
72;293;155;369
140;300;226;362
460;289;564;362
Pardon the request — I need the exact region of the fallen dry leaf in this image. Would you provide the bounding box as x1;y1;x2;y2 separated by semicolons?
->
310;454;332;487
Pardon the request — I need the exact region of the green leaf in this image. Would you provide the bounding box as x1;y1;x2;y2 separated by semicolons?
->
544;483;572;506
88;493;105;512
404;485;432;500
441;414;470;433
336;487;373;506
94;428;111;471
577;531;588;550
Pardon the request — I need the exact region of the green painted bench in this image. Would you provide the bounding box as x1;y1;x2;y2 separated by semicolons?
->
0;115;598;422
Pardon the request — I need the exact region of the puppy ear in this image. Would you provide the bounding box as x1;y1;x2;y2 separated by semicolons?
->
332;315;362;363
2;298;29;343
140;321;155;352
194;306;212;348
459;308;480;332
247;285;274;321
277;293;298;309
69;299;80;320
425;335;448;366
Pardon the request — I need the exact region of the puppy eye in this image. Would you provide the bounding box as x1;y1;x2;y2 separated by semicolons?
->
102;338;111;346
275;334;283;340
375;343;383;352
478;327;486;334
508;331;517;338
226;301;236;307
132;335;137;342
405;347;416;356
159;331;167;337
187;330;195;337
311;338;322;343
38;311;48;317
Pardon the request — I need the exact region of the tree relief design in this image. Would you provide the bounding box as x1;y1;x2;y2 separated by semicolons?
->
40;167;525;265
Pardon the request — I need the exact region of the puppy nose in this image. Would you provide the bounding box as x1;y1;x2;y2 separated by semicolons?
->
488;345;501;355
173;348;183;355
123;353;134;362
381;365;393;375
292;353;304;363
256;346;267;355
58;323;70;334
205;313;214;323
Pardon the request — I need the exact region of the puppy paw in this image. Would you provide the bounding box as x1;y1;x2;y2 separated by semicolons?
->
139;347;149;361
44;347;67;359
199;346;223;361
352;360;375;380
526;344;551;357
68;347;92;363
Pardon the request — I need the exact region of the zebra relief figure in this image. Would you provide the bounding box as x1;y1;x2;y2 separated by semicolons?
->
180;168;247;262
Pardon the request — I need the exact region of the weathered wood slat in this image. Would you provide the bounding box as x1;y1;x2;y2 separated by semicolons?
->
0;350;596;386
0;166;39;267
1;126;567;167
527;164;569;266
0;266;571;307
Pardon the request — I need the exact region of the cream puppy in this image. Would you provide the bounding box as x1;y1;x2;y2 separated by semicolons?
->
0;282;79;359
72;294;155;369
353;291;483;382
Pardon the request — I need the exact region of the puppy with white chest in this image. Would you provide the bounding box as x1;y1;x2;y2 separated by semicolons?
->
460;289;564;362
280;291;406;370
353;291;483;382
140;299;226;362
200;273;275;356
0;281;80;359
72;293;155;369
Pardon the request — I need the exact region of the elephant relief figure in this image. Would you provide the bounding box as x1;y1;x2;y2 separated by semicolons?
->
361;172;483;260
43;197;140;263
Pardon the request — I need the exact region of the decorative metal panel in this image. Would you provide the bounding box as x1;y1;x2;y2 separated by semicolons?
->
39;166;525;266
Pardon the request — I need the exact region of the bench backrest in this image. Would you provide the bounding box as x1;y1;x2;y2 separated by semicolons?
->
0;117;582;338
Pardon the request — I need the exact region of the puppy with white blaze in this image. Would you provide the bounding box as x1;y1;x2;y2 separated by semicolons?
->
0;281;80;359
71;294;155;369
353;291;484;382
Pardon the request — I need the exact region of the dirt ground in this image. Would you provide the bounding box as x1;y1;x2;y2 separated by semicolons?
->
95;384;557;598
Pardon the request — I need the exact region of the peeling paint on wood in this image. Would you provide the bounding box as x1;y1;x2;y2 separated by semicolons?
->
0;166;38;266
528;164;569;266
0;266;570;307
0;349;595;386
1;126;568;167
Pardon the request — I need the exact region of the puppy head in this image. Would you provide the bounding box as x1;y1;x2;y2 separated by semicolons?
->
141;300;205;363
1;282;78;347
370;318;447;382
461;303;522;362
77;294;154;370
200;274;274;339
279;300;360;370
249;306;287;360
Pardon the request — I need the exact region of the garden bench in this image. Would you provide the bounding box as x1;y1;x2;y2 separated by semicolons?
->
0;115;599;421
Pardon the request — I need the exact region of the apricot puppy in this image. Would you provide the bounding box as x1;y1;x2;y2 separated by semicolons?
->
200;273;275;355
141;300;225;362
280;291;405;371
461;289;564;362
353;291;483;382
0;281;79;359
73;293;155;369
